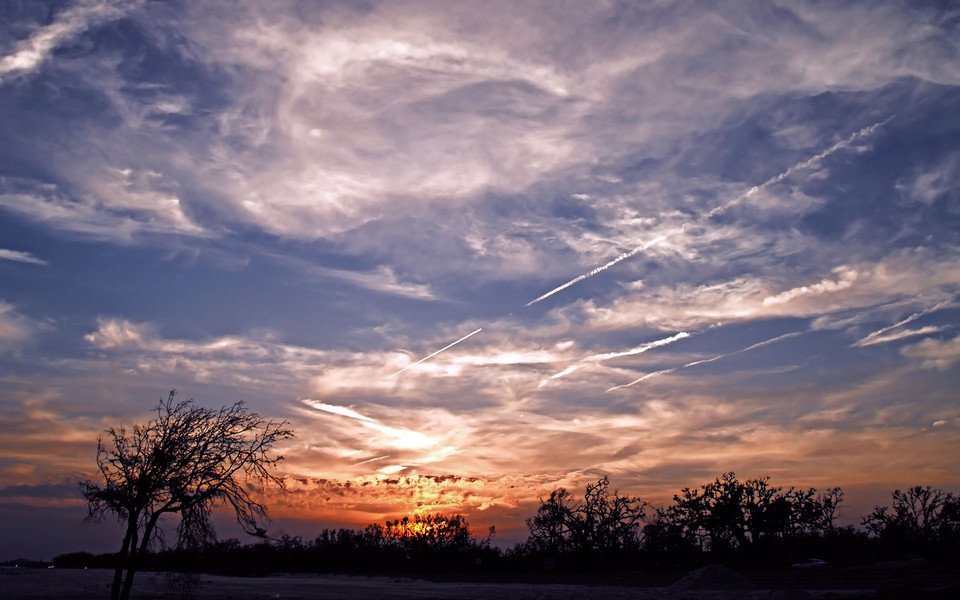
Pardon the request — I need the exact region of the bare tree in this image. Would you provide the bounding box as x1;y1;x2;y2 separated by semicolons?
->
668;473;845;557
862;485;960;555
526;488;576;553
526;477;647;555
81;391;294;600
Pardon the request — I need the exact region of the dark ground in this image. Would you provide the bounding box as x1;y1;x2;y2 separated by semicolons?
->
2;557;957;599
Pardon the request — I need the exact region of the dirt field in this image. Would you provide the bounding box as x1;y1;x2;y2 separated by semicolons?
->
2;562;956;600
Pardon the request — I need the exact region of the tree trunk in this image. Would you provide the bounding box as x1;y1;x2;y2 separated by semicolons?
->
120;513;161;600
111;520;136;600
118;525;141;600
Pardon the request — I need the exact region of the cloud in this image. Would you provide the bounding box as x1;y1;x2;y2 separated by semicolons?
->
258;251;438;300
0;0;136;82
577;249;960;331
896;151;960;206
81;317;337;390
301;399;452;474
0;302;35;353
84;318;152;350
0;249;47;265
761;267;859;307
0;176;204;243
3;1;960;552
901;336;960;370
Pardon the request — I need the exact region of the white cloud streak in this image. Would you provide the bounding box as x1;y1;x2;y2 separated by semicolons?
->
0;249;47;266
0;0;136;82
0;302;35;352
901;336;960;371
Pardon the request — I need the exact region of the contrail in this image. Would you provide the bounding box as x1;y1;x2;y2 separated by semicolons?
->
586;331;690;362
387;328;483;378
740;331;804;353
527;119;893;310
606;367;678;392
605;330;803;392
709;117;895;217
853;302;946;347
525;235;667;307
544;331;690;385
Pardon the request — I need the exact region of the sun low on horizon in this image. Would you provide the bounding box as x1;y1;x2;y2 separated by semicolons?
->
1;0;959;561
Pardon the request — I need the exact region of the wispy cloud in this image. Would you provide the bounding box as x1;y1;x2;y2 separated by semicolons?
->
0;176;204;243
0;0;136;82
579;250;960;331
0;249;47;266
0;302;35;352
260;251;437;301
3;1;960;556
901;336;960;371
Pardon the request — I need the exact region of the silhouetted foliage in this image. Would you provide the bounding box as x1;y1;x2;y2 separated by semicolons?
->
524;477;647;569
862;485;960;557
375;514;492;561
662;472;844;561
56;471;960;579
131;513;498;575
80;391;293;600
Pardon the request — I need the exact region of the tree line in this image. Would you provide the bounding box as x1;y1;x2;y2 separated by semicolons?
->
69;392;960;597
64;473;960;576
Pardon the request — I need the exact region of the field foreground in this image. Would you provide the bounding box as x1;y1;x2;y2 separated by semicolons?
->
2;562;957;600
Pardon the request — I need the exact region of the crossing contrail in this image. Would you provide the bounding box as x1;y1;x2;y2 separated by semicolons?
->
605;331;803;392
853;302;946;347
525;235;667;307
709;117;895;217
606;366;679;391
542;331;690;386
526;120;893;311
387;328;483;379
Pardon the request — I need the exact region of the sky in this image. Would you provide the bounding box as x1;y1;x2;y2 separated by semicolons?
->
1;0;959;560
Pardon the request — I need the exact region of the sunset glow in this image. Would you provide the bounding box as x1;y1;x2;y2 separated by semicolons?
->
1;0;959;561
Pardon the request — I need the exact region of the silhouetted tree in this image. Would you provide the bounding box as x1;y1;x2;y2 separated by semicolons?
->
526;487;576;553
862;485;960;556
526;477;647;558
373;513;495;568
81;391;293;600
668;473;843;559
642;506;699;565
